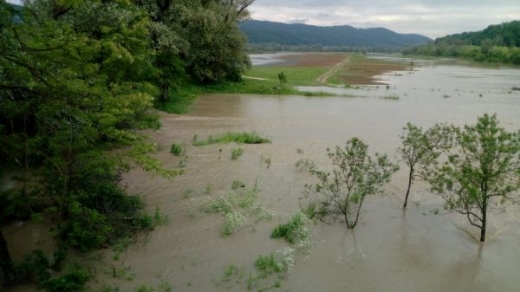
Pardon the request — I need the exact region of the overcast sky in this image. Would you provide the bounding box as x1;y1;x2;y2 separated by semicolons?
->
248;0;520;39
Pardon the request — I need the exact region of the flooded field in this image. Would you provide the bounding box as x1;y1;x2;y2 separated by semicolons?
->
6;55;517;292
90;55;520;292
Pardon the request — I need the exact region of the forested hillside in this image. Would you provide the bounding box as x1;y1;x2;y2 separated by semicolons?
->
240;20;432;52
404;21;520;64
0;0;252;289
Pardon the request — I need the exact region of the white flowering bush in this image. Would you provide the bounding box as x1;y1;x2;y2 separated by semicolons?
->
277;247;295;272
188;188;275;236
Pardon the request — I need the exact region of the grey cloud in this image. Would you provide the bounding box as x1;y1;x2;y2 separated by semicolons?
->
288;18;310;24
249;0;520;38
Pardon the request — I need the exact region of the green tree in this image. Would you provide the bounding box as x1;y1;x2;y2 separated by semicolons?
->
277;71;287;88
0;1;177;287
133;0;253;107
303;138;399;229
178;2;251;83
428;114;520;242
397;123;454;208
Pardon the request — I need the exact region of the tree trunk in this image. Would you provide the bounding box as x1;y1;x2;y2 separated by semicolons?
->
480;205;487;242
0;230;14;287
344;211;352;229
403;167;414;208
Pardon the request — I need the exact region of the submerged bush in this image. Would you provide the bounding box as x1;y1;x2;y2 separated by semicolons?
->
170;143;184;156
41;266;90;292
271;211;311;248
254;253;283;278
16;251;90;292
189;187;275;236
61;180;154;252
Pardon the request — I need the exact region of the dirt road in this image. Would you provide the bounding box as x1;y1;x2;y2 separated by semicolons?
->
316;57;350;84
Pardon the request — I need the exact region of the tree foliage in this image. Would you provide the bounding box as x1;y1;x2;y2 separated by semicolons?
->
301;138;399;229
397;123;455;208
0;0;254;288
428;114;520;242
135;0;252;109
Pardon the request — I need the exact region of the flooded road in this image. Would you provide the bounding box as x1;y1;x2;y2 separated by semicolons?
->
98;57;520;291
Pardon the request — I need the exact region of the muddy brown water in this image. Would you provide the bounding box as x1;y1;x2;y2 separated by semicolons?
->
6;56;520;292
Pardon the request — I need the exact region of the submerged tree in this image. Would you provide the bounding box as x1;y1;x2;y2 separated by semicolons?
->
302;138;399;229
397;123;455;208
428;114;520;242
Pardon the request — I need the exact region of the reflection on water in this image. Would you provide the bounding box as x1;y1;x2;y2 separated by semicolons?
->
51;57;520;291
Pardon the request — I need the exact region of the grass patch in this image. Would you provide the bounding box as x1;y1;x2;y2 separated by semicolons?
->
193;131;270;146
231;148;244;160
244;66;328;86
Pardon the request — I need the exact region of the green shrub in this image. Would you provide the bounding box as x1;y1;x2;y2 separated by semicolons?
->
41;266;90;292
64;202;114;252
16;252;90;292
16;250;51;284
170;143;183;156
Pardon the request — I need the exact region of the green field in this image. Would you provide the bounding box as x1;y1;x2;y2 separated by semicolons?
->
163;65;337;114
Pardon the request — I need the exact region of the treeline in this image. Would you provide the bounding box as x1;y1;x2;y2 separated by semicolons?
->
246;43;411;53
0;0;252;290
403;21;520;64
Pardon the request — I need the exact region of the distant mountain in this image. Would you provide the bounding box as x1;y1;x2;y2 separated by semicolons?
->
239;20;432;49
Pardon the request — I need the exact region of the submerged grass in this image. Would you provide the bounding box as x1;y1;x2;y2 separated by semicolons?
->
231;147;244;160
193;131;270;146
271;211;311;248
380;94;400;100
189;185;275;236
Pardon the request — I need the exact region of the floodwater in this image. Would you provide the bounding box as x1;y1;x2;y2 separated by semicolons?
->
6;55;520;292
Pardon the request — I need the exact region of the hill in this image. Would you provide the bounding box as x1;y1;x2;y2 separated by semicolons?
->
435;20;520;47
403;20;520;64
239;20;432;51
